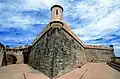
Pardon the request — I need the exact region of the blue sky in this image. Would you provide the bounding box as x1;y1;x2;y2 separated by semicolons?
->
0;0;120;56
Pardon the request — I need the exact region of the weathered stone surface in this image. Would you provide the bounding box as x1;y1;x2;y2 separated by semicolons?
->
0;43;5;66
5;49;24;64
85;48;115;63
0;4;116;79
2;46;31;66
28;26;86;77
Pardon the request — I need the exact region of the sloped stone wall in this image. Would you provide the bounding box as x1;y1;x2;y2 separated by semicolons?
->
28;27;86;78
85;48;115;63
0;43;5;66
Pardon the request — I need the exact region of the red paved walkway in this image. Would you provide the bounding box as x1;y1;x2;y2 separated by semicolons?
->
0;63;120;79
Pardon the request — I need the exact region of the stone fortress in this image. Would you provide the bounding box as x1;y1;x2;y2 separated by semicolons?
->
0;4;115;79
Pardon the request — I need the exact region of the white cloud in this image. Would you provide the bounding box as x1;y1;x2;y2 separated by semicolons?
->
99;0;120;7
0;35;35;42
0;0;120;54
0;0;60;29
64;0;120;56
23;0;60;10
69;0;120;43
0;11;47;29
9;15;33;24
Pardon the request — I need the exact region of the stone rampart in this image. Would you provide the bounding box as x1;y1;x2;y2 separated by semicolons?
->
28;26;86;78
84;45;115;63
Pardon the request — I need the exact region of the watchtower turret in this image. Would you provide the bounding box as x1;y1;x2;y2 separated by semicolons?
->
50;4;63;22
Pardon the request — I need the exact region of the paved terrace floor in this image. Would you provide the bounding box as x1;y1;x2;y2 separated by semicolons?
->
0;63;120;79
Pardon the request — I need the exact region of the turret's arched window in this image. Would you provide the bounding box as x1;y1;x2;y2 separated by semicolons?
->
56;9;58;15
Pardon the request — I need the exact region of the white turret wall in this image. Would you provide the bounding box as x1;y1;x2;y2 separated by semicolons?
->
51;6;63;21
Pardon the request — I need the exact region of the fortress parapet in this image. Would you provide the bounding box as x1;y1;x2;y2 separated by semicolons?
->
84;44;114;51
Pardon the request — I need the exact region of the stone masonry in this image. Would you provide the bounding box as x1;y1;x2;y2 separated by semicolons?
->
28;4;115;78
1;45;31;66
85;47;114;63
28;25;86;77
0;43;5;66
0;4;115;79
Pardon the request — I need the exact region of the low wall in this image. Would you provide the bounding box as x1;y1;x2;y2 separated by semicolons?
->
85;47;115;63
